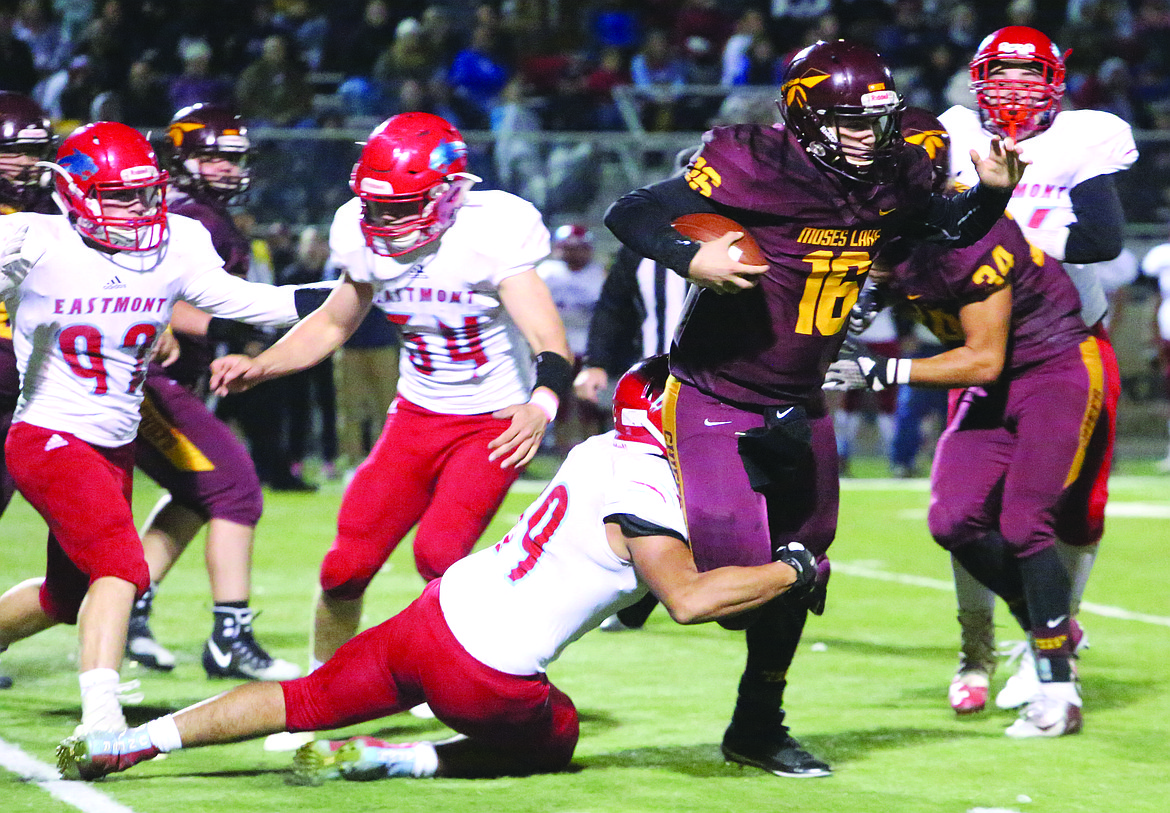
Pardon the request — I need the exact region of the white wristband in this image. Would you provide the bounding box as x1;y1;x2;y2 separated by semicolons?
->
887;357;913;385
529;389;559;421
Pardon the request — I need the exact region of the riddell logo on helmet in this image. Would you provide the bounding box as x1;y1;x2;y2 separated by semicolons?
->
861;89;898;107
997;42;1037;58
120;166;159;183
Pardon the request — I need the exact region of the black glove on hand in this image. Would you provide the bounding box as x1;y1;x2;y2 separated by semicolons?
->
774;542;816;591
847;281;886;335
823;336;911;392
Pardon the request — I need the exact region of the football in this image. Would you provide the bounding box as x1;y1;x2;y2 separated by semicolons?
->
671;213;766;265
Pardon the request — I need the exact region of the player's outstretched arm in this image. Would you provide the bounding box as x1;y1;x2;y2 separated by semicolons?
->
616;527;813;624
490;269;573;469
970;135;1028;191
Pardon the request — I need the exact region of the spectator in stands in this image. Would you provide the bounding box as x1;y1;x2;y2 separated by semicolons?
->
721;8;767;86
373;16;439;90
629;28;687;130
115;53;173;127
235;32;313;127
582;45;629;131
13;0;69;81
40;52;99;121
447;22;510;128
0;6;37;94
169;39;233;112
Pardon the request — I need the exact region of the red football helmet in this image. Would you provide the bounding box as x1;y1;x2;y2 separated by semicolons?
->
49;122;169;252
778;39;905;183
969;26;1067;139
350;112;480;257
900;107;951;194
613;354;670;455
165;103;251;203
0;91;54;207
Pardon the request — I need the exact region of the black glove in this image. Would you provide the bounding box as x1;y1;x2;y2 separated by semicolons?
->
823;336;911;392
847;281;886;335
774;541;816;592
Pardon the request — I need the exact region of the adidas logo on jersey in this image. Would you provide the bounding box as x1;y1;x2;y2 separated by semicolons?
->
103;276;126;290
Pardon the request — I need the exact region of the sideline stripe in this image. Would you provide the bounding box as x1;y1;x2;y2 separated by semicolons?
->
833;561;1170;628
0;737;136;813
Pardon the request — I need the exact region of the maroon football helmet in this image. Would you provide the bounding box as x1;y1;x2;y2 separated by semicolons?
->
0;91;55;208
49;122;169;252
613;355;670;455
901;107;951;194
969;26;1067;140
165;103;251;203
350;112;480;257
778;40;905;183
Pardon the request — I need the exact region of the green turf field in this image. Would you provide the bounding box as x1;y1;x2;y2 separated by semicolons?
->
1;456;1168;813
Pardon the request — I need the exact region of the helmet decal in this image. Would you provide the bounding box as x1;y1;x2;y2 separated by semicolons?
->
58;149;100;181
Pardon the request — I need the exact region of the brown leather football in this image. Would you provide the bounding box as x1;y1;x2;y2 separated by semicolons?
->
671;213;766;265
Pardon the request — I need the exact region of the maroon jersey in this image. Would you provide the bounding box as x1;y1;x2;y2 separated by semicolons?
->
671;124;936;407
163;192;254;389
888;214;1088;374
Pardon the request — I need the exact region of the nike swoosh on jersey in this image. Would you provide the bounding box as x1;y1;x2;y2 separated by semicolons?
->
703;419;732;426
879;208;896;216
205;639;234;669
1046;614;1069;628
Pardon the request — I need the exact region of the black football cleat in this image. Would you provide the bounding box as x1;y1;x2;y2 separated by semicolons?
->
721;724;832;778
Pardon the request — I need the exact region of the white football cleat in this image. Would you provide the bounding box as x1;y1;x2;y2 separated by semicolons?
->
1005;682;1083;738
995;641;1040;710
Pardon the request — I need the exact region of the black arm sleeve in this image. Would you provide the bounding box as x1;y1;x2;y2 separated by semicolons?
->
582;246;644;374
603;176;720;276
604;513;687;543
912;183;1015;247
1064;173;1126;264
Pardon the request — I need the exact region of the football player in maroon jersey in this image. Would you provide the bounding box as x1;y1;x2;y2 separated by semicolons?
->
825;108;1102;738
126;103;301;683
605;39;1025;776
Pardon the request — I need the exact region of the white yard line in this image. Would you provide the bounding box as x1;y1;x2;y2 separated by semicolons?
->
833;561;1170;627
0;736;136;813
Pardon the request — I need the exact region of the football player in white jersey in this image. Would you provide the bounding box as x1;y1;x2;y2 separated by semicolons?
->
939;26;1136;715
0;122;314;736
58;355;820;783
207;112;573;671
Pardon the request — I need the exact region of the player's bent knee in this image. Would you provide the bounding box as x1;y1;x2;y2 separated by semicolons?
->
319;550;380;600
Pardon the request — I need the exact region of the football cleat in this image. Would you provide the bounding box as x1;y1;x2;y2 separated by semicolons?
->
203;634;302;680
721;724;832;778
948;670;990;715
57;726;160;781
125;622;176;672
599;614;636;632
202;607;302;681
1005;683;1083;738
289;736;404;785
997;621;1086;710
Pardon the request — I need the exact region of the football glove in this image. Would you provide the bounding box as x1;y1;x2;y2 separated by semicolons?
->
773;542;817;592
823;337;912;392
847;280;887;336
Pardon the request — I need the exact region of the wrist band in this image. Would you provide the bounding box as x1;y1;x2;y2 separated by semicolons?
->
888;358;913;385
529;389;559;421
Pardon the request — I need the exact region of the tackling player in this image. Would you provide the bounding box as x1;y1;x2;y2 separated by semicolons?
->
604;39;1024;776
58;356;820;783
826;108;1104;737
206;112;573;672
0;122;319;735
125;103;301;682
939;26;1137;714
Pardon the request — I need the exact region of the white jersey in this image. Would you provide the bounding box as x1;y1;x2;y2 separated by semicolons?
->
0;212;299;446
1140;242;1170;340
440;432;686;675
329;190;551;415
536;257;606;355
941;106;1137;326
